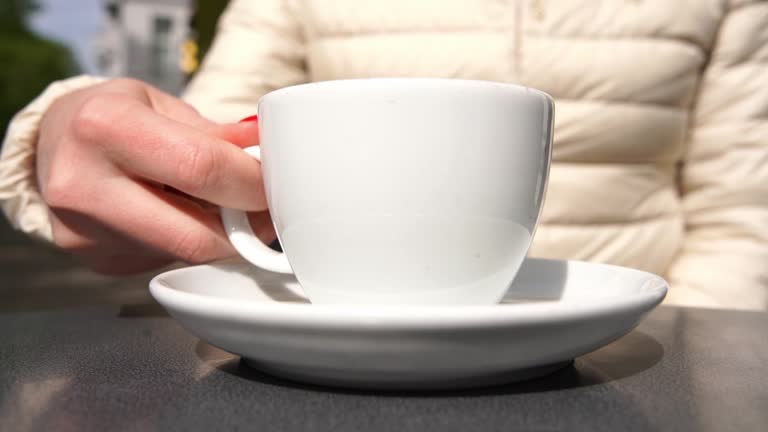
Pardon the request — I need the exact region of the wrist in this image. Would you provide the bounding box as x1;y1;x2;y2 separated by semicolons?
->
0;75;108;242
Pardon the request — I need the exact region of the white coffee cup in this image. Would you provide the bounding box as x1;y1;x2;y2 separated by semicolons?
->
221;78;553;305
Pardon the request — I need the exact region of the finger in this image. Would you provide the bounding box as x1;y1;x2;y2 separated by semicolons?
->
50;207;176;274
247;210;278;245
209;120;260;148
99;100;267;211
143;85;259;148
77;176;236;264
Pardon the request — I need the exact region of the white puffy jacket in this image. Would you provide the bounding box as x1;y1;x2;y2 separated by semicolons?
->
2;0;767;309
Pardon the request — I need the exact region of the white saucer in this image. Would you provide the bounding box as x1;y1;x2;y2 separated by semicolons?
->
149;258;667;389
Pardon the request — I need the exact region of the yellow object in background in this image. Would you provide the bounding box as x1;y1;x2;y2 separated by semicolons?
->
179;39;199;74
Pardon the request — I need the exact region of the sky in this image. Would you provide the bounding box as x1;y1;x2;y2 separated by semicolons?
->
27;0;106;74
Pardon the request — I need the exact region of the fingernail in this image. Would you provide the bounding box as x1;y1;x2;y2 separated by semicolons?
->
239;114;258;123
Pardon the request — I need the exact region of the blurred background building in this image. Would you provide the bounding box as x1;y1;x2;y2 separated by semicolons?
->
95;0;195;95
91;0;229;94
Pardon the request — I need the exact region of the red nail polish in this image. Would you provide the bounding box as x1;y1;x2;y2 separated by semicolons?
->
239;114;258;123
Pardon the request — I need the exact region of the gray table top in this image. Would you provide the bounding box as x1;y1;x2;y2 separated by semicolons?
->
1;300;767;432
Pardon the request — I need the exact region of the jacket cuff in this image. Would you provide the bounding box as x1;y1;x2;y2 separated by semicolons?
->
0;75;107;242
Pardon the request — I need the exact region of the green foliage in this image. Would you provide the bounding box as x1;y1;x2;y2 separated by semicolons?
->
0;0;40;33
193;0;230;66
0;0;79;139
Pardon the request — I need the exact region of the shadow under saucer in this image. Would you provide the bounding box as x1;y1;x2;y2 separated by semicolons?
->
201;329;663;396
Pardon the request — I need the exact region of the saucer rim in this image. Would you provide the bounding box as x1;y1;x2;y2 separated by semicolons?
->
149;258;667;330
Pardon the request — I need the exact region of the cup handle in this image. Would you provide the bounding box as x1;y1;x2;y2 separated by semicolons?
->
220;146;293;274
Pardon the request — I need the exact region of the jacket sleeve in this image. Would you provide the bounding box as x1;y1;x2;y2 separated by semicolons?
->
182;0;307;122
666;0;768;309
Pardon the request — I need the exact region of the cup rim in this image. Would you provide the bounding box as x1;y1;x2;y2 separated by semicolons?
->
258;77;554;108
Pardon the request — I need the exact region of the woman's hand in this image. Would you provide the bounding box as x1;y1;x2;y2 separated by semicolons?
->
37;78;275;274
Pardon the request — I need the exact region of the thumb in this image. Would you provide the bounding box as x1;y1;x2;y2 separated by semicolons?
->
208;115;260;148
